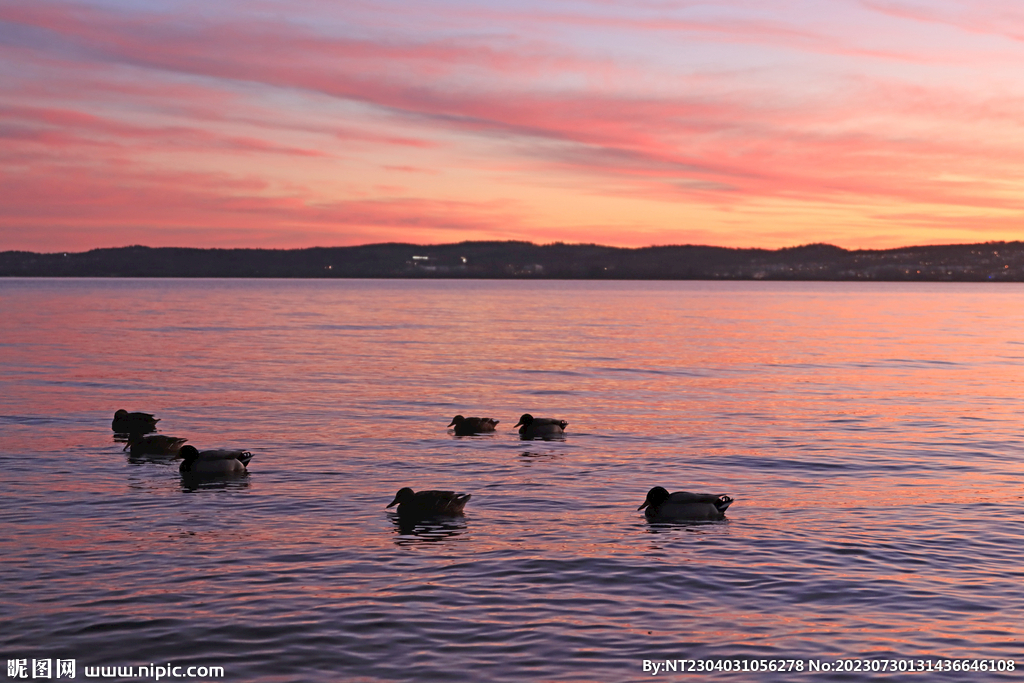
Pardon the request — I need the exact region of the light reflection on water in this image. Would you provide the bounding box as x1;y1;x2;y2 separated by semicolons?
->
1;279;1024;682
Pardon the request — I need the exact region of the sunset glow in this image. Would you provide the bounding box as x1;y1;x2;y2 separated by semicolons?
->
3;0;1024;251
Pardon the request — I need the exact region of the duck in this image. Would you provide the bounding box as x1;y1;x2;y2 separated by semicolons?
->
178;445;253;475
638;486;733;521
448;415;500;436
124;433;188;456
386;487;471;517
111;409;160;433
514;413;567;439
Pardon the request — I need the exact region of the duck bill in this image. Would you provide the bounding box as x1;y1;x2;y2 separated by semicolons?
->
447;419;457;427
513;419;525;429
386;496;400;508
637;501;650;511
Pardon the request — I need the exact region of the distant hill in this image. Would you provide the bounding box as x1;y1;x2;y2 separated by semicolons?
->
2;240;1024;280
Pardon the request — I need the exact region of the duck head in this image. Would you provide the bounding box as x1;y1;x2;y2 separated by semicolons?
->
179;445;200;464
387;487;416;508
513;414;534;429
448;415;465;428
638;486;670;511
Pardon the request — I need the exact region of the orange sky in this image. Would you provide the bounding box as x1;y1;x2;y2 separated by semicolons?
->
2;0;1024;252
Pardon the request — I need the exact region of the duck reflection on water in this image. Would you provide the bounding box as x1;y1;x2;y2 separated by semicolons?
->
518;450;559;464
127;450;182;466
179;475;252;494
390;514;468;543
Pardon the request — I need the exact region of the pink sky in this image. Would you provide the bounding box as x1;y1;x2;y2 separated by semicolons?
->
2;0;1024;251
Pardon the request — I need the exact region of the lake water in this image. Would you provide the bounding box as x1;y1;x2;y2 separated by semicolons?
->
1;278;1023;682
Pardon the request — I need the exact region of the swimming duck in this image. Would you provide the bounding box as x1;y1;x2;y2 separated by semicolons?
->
178;445;253;475
111;409;159;433
124;433;188;456
386;487;471;517
514;413;567;439
638;486;733;521
448;415;500;436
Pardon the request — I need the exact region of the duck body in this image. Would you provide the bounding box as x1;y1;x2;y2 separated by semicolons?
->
178;445;252;475
514;413;567;439
638;486;733;521
125;434;187;456
448;415;500;436
387;487;471;517
111;409;159;434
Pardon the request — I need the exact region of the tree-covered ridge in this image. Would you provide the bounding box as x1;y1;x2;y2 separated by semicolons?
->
3;241;1024;281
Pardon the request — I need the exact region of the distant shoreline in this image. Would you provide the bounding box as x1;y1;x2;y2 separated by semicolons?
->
3;240;1024;281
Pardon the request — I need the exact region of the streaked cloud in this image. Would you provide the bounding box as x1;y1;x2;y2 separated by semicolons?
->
2;0;1024;250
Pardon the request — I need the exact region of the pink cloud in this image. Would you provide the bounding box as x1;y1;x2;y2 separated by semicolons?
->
1;104;329;158
0;159;537;251
4;0;1024;250
864;0;1024;40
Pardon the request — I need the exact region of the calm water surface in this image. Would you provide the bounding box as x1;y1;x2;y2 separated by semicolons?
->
1;279;1023;682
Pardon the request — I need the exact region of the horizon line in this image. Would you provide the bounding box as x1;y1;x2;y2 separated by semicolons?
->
5;238;1023;257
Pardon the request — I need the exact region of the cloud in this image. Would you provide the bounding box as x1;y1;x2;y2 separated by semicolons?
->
3;0;1024;249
